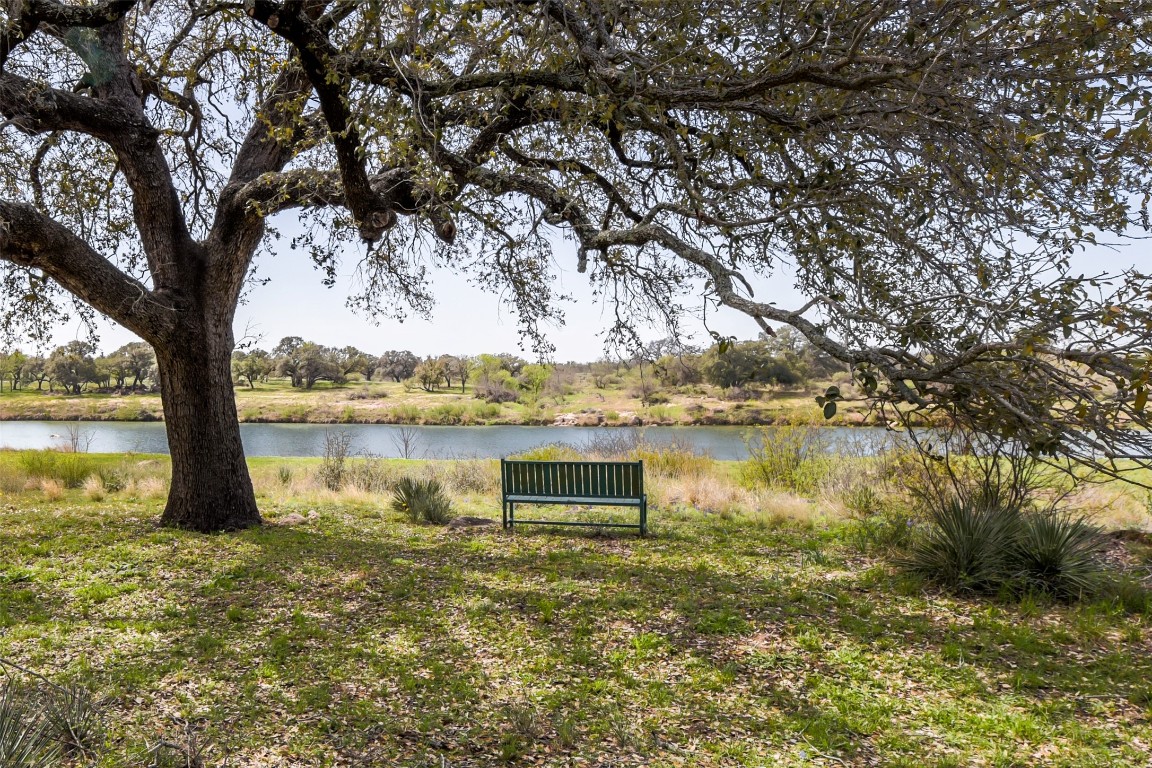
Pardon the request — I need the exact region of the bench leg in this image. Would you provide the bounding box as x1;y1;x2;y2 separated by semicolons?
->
640;496;647;537
508;501;515;531
502;500;508;529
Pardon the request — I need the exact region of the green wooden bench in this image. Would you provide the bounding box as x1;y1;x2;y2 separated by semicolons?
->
500;459;648;536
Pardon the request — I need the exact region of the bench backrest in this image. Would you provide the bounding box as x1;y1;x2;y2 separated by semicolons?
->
501;460;644;500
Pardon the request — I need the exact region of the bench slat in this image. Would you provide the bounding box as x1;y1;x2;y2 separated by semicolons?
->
505;494;644;506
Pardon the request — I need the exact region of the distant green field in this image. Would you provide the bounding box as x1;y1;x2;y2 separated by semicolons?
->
0;374;876;427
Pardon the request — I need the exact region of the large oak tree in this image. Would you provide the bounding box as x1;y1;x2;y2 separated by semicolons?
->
3;0;1152;531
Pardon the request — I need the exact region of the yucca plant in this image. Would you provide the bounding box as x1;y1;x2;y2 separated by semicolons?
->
40;683;105;757
900;499;1022;593
1011;511;1104;599
391;478;453;525
0;682;60;768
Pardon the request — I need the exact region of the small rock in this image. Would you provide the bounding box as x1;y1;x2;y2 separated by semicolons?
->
447;516;497;529
278;513;308;526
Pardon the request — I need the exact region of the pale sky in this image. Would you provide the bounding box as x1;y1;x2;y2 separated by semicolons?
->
36;217;1150;362
47;232;802;362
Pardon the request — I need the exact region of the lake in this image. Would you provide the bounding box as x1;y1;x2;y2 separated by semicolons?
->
0;421;892;460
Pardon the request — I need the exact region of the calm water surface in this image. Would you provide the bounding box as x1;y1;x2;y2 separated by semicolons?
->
0;421;891;460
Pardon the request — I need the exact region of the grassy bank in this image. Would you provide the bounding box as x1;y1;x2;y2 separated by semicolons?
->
0;377;878;427
1;449;1151;766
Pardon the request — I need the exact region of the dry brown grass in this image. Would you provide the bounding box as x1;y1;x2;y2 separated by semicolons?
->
1067;484;1151;531
83;475;106;501
38;477;64;500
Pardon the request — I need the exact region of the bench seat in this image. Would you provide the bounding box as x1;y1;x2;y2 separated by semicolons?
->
504;494;645;506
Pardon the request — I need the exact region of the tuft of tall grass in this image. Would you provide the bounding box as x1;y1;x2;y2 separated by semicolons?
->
38;479;64;501
0;464;26;494
82;476;105;501
127;476;168;500
17;450;94;489
440;459;500;495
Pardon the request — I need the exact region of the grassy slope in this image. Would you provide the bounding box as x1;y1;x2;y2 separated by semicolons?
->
0;486;1149;766
0;375;874;426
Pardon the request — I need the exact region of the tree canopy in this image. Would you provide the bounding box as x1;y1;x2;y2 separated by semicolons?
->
3;0;1152;529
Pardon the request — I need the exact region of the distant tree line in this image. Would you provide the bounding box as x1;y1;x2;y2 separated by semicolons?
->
0;342;156;394
1;329;836;399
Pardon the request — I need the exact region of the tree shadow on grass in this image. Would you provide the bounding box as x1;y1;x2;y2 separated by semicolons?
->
4;507;1150;765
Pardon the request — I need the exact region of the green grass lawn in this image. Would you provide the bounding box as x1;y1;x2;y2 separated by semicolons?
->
1;487;1150;766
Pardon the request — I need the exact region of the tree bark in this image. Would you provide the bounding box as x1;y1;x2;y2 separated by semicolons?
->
155;322;261;532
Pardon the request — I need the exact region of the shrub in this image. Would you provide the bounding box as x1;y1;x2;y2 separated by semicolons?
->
900;499;1107;598
345;457;399;494
741;424;829;494
474;380;519;403
96;468;125;492
512;443;582;461
347;389;387;400
17;450;94;489
471;402;503;420
1013;511;1105;599
631;443;711;477
851;506;917;554
317;430;353;491
277;466;293;485
722;386;759;401
391;478;453;524
428;403;466;425
579;429;643;458
901;500;1022;593
389;404;422;423
443;460;500;494
1099;575;1152;614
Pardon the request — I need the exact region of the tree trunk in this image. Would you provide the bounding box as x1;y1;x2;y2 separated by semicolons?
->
155;324;261;532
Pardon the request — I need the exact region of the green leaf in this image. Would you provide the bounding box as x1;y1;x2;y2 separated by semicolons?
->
823;401;837;419
1135;388;1147;413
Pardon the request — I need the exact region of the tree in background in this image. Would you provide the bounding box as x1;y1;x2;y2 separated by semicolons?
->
3;1;1152;530
334;346;375;380
701;340;802;389
231;349;274;389
0;348;25;391
377;351;419;384
122;342;157;387
297;343;343;389
472;354;520;403
412;357;446;392
46;341;98;395
759;328;841;383
517;363;553;402
104;341;156;389
22;356;48;391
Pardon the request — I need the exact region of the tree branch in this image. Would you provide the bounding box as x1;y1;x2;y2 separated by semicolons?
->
0;201;175;340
